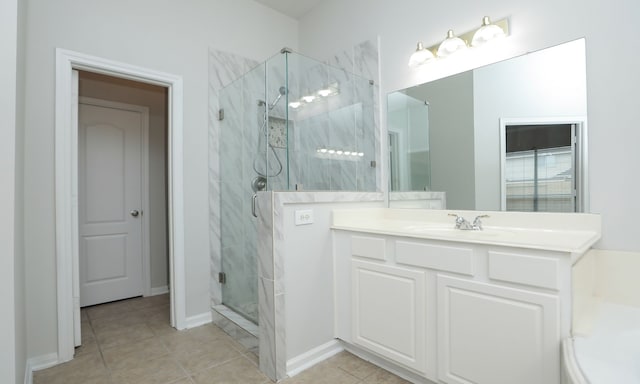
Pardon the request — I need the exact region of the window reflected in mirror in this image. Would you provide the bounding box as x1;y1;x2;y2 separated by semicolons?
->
502;122;584;212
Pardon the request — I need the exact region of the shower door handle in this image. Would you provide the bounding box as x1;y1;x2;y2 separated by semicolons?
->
252;194;258;218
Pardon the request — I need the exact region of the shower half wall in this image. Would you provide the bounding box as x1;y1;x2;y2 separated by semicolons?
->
208;40;381;355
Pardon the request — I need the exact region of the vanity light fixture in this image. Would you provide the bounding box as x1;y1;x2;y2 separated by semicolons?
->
471;16;506;47
408;41;435;67
437;30;467;57
409;16;509;66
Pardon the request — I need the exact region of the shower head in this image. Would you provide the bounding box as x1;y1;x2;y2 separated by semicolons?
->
268;86;287;110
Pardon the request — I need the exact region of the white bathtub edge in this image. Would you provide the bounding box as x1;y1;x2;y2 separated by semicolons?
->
562;338;590;384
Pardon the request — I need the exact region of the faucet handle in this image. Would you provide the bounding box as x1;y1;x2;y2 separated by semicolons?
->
448;213;465;229
472;214;489;230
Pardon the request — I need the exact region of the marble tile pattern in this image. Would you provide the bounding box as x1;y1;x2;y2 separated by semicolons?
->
33;297;409;383
209;48;260;322
388;191;447;209
209;39;382;380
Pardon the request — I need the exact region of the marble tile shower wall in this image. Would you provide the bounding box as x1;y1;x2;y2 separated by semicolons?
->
284;42;379;192
208;39;380;379
209;50;259;317
209;39;380;309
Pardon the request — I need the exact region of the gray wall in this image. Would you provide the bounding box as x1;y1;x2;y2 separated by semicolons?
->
473;39;587;211
1;0;27;382
407;71;475;209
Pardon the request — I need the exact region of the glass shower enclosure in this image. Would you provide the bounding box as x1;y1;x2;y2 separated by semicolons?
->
218;49;376;324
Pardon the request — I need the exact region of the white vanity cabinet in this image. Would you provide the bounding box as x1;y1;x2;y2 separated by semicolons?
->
334;232;574;384
437;275;560;384
351;259;427;373
332;208;600;384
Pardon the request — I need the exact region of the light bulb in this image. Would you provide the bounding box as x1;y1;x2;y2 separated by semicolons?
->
336;150;343;155
408;42;435;67
328;149;336;154
358;152;364;157
317;88;332;97
319;148;328;153
302;95;316;103
289;101;302;109
437;30;467;57
471;16;506;47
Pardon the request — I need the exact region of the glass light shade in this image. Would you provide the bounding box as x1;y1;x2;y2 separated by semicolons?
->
471;16;506;47
408;42;435;67
437;30;467;57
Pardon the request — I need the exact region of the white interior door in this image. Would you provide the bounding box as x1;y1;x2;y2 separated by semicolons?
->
79;98;145;307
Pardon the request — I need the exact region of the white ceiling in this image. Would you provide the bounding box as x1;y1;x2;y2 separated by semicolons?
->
252;0;325;20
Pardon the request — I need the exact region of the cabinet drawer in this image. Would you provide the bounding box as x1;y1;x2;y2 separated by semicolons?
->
351;235;386;261
396;241;474;276
488;251;560;290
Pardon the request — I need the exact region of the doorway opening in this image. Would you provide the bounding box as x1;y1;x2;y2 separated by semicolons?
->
55;49;186;363
77;71;169;310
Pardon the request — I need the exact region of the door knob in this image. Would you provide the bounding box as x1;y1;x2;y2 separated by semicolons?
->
130;210;140;217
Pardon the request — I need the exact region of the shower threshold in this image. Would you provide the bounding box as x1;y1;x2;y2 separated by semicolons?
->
212;304;259;353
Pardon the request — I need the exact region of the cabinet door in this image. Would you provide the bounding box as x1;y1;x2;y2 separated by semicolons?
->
437;275;560;384
352;259;427;373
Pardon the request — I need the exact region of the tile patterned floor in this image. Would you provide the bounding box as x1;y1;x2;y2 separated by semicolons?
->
33;295;409;384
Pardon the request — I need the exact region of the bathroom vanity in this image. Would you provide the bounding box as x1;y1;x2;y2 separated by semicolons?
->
332;208;600;384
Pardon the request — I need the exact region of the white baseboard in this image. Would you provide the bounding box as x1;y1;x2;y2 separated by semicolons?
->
149;285;169;296
25;353;59;384
186;311;212;329
286;339;344;377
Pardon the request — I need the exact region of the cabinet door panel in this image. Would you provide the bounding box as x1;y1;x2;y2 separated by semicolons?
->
352;260;427;373
437;275;560;384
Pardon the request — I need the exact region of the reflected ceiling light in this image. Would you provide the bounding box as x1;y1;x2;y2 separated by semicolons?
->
437;30;467;57
408;42;435;67
472;16;506;47
301;95;316;103
317;82;340;97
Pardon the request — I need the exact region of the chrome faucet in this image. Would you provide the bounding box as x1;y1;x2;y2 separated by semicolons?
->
449;214;490;231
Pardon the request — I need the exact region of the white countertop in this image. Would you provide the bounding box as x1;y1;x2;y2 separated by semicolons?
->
332;208;601;255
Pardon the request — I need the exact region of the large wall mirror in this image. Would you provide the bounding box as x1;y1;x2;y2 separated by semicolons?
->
388;38;588;212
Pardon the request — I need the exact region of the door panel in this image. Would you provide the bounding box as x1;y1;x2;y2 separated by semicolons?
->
351;259;427;373
79;102;143;307
437;275;560;384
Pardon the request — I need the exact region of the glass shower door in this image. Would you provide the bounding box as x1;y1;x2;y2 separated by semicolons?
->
218;63;265;324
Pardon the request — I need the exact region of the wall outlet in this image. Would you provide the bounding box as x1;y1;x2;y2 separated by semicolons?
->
295;209;314;225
